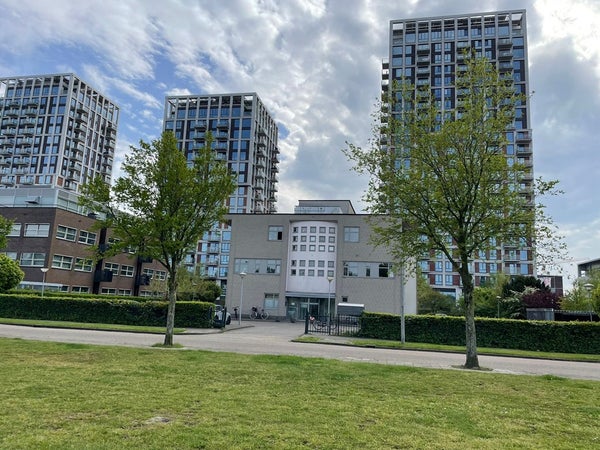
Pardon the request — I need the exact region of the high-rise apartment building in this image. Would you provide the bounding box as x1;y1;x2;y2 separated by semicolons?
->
382;10;533;297
0;73;118;192
163;93;279;296
0;74;166;294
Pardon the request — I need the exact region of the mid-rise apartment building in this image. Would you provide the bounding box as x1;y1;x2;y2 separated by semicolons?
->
0;73;118;192
382;10;534;297
163;93;279;297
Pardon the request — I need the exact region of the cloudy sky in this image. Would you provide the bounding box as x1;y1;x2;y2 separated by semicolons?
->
0;0;598;285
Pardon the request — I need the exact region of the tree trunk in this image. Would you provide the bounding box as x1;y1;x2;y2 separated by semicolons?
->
459;263;479;369
163;270;178;346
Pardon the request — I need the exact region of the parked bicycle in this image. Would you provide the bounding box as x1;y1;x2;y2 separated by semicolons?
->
309;315;337;330
250;306;269;320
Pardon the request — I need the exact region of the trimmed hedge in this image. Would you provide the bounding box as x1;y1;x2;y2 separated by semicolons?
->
359;312;600;355
0;294;213;328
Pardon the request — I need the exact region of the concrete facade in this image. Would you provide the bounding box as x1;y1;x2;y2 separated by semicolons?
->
225;201;417;321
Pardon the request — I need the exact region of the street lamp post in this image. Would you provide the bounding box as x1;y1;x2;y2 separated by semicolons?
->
239;272;246;326
496;296;502;319
583;283;594;322
40;267;49;299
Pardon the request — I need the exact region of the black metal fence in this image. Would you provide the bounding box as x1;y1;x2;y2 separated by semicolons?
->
304;314;361;336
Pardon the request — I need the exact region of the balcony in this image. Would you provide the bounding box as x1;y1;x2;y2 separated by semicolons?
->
72;133;85;143
214;131;228;140
67;151;83;162
0;119;18;128
20;176;35;185
190;131;205;140
498;50;513;60
516;131;532;143
0;158;9;167
24;108;38;116
4;128;17;136
215;120;229;129
5;109;19;117
1;176;15;185
0;148;12;155
192;120;207;130
498;38;513;48
12;157;31;166
15;147;32;156
74;113;88;123
66;172;81;182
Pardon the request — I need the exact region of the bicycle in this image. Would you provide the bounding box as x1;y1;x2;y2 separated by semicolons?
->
309;316;337;331
250;306;269;320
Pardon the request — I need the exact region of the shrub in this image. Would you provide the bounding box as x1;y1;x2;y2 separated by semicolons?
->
0;255;24;293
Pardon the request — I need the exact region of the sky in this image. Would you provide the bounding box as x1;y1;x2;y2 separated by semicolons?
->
0;0;598;287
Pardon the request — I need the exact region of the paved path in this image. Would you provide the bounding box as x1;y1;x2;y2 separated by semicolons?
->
0;321;598;381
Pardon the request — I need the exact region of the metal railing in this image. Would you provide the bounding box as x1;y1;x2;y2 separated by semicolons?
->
304;314;361;336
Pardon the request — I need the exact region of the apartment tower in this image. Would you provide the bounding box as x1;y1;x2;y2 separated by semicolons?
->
0;73;118;191
382;10;533;297
163;93;279;297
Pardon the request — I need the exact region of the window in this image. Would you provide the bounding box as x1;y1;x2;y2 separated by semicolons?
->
101;288;117;295
8;223;21;237
2;251;17;260
344;227;359;242
264;293;279;310
378;263;391;278
52;254;73;270
24;223;50;237
78;230;97;245
105;262;119;274
268;225;283;241
74;258;93;272
120;265;134;277
118;289;132;296
72;286;90;293
233;258;281;275
56;225;77;241
20;252;46;267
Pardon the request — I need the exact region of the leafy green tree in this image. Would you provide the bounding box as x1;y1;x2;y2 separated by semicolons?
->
177;268;221;302
345;56;560;369
0;215;13;250
80;131;236;345
417;272;458;315
501;275;548;298
0;254;24;292
562;271;600;313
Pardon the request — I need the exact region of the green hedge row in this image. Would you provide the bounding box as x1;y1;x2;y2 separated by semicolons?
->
359;312;600;354
0;294;213;328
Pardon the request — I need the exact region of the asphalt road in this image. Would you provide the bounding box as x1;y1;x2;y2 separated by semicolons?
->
0;321;598;381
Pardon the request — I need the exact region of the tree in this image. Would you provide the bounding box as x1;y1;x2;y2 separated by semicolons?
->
417;271;458;315
501;275;548;298
0;215;13;250
80;131;236;345
0;254;24;292
562;270;600;312
177;268;222;302
345;56;560;369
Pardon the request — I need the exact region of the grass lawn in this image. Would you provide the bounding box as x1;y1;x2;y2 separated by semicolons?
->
0;339;598;449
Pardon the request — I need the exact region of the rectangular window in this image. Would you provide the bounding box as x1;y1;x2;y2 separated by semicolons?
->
268;225;283;241
445;275;453;285
104;262;120;275
118;289;132;296
2;251;17;260
56;225;77;241
74;258;93;272
78;230;97;245
72;286;90;293
52;254;73;270
120;265;134;277
101;288;117;295
20;252;46;267
24;223;50;237
8;223;21;237
343;226;359;242
264;293;279;310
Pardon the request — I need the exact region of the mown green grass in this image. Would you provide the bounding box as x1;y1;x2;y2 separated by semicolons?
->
295;336;600;362
0;338;598;449
0;317;185;334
